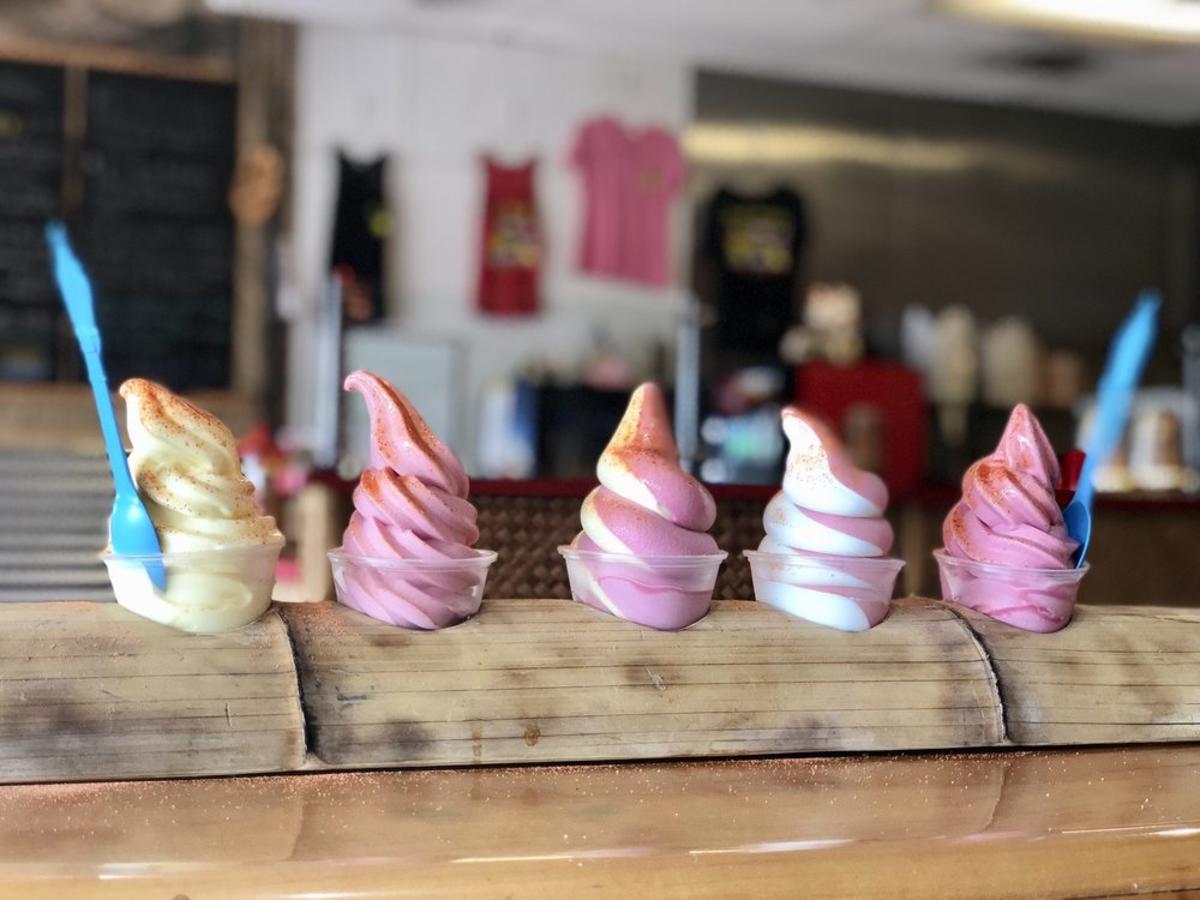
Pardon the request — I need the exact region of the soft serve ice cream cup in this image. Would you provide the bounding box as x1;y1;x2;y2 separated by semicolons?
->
333;370;495;629
103;543;283;634
563;383;725;630
937;404;1083;633
111;379;285;633
934;551;1087;633
746;407;904;631
745;550;903;632
559;547;727;631
329;549;497;630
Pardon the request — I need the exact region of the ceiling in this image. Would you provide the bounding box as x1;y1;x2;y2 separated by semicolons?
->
206;0;1200;123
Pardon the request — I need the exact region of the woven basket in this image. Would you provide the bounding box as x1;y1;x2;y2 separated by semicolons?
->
475;495;579;599
710;499;761;600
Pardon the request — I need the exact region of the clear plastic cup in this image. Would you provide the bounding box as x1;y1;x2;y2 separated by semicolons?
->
934;549;1087;633
102;539;284;634
744;550;905;632
558;546;727;631
328;548;498;629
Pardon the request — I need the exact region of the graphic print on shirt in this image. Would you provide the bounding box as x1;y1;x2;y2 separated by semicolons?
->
487;200;540;269
639;164;664;193
720;205;796;277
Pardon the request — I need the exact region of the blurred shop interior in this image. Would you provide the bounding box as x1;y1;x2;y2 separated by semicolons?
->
2;0;1200;604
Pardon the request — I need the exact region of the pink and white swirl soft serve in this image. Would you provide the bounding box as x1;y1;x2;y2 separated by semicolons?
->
754;407;896;630
569;383;721;629
941;403;1078;631
338;370;482;628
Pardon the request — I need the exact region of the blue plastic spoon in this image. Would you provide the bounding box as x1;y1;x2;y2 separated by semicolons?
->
1064;290;1161;568
46;221;166;590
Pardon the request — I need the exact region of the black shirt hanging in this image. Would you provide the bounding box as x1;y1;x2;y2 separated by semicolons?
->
329;152;389;323
700;186;807;354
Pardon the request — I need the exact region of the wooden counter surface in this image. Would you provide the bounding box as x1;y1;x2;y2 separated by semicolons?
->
0;745;1198;898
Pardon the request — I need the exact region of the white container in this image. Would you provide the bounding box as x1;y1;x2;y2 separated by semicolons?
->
328;548;498;630
559;546;727;631
102;540;284;633
745;550;905;632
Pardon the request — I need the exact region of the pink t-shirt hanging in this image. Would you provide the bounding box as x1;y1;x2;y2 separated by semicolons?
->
571;117;627;279
624;126;684;287
571;117;684;288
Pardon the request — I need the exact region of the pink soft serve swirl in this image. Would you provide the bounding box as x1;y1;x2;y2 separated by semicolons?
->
575;383;717;556
751;407;898;630
943;403;1077;569
760;407;893;558
339;370;481;628
569;383;720;630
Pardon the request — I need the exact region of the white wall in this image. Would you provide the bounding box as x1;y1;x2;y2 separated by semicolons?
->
287;25;694;468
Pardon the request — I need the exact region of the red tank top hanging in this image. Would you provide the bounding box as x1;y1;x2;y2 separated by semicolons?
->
477;156;542;316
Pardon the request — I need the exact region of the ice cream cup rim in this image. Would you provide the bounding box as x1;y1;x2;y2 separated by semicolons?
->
558;546;728;566
101;537;285;563
743;549;906;571
933;548;1089;579
328;547;498;570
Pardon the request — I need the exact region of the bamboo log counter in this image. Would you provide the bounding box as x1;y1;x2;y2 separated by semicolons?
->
3;596;1200;782
0;745;1198;898
0;603;305;783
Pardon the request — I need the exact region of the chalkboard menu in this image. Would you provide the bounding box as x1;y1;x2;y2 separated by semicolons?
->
0;63;63;380
83;72;236;389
